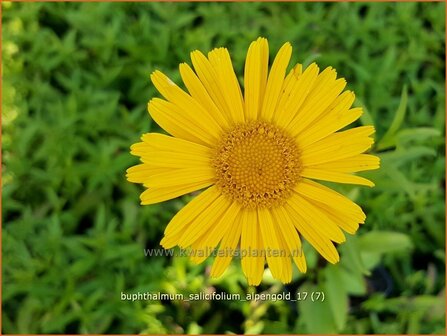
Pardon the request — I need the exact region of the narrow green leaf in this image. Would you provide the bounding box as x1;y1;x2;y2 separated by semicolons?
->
356;98;375;126
396;127;441;146
302;53;321;68
377;85;408;150
379;146;437;166
383;165;417;198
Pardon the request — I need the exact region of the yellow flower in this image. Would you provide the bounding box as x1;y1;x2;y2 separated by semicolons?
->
127;37;380;285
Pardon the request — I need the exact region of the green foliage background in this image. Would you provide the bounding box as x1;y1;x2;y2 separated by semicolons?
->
2;1;445;334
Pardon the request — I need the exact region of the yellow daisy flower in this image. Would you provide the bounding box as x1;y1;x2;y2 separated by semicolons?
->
127;37;380;286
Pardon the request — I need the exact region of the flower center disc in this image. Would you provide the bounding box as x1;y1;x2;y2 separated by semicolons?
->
213;121;302;209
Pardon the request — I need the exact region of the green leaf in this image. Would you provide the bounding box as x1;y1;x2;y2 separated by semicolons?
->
377;85;408;150
298;283;337;334
379;146;437;167
396;127;441;146
187;322;202;334
245;321;264;335
359;252;382;270
302;53;321;68
340;267;367;296
383;165;417;198
356;98;375;126
340;235;370;275
358;231;413;254
324;266;349;331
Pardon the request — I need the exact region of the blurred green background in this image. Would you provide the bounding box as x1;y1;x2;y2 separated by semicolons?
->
2;1;445;334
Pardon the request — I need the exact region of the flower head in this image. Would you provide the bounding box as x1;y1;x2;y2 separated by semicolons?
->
127;37;380;285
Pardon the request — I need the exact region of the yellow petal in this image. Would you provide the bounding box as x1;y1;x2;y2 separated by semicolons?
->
248;238;265;286
294;63;303;76
295;91;358;148
257;208;289;280
210;213;243;278
126;164;174;184
208;47;245;123
295;178;365;235
140;182;213;207
143;167;214;188
288;192;346;244
307;154;380;173
300;168;375;187
148;98;213;146
163;186;220;237
287;68;347;137
131;140;208;159
271;206;307;273
139;133;211;155
313;202;361;235
179;62;230;128
260;42;292;121
139;152;210;168
150;71;222;140
244;37;269;121
274;63;320;128
131;136;212;169
295;181;365;235
300;126;375;166
177;194;232;248
189;201;241;264
276;229;293;283
295;179;366;223
284;202;340;264
299;107;363;148
241;209;265;286
190;50;236;123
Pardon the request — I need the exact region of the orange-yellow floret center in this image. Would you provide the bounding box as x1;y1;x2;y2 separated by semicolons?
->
213;121;302;209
